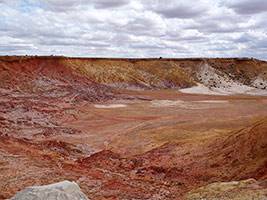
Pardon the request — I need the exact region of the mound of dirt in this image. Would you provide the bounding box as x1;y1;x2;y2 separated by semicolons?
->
0;56;115;103
186;179;267;200
206;118;267;180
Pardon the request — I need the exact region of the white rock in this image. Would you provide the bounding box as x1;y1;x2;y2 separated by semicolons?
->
11;180;89;200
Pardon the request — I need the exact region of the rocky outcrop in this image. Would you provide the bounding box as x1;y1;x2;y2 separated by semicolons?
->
10;181;89;200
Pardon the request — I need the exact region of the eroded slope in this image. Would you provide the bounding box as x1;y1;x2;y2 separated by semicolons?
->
0;56;267;199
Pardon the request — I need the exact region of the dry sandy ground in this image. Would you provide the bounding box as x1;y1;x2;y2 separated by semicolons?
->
1;89;267;199
61;90;267;155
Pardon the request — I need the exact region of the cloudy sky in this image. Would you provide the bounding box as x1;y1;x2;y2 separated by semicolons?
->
1;0;267;59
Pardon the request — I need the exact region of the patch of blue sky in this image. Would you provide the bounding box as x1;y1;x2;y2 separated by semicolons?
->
18;0;42;13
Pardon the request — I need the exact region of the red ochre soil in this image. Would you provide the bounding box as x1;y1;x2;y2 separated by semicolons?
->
0;56;267;199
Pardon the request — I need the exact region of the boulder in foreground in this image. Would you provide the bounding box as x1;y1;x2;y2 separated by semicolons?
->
10;180;89;200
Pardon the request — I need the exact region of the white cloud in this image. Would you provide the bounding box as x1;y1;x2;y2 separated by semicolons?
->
0;0;266;59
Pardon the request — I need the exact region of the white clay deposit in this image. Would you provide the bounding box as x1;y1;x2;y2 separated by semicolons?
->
180;63;267;96
180;84;226;95
94;104;127;108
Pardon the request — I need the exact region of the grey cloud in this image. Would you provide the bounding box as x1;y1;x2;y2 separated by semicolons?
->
41;0;129;11
130;43;164;49
0;44;35;52
226;0;267;15
141;1;208;19
41;0;85;11
121;16;165;36
38;38;110;48
185;14;251;34
111;34;133;46
249;38;267;50
233;33;256;44
187;21;239;33
0;0;18;5
155;5;207;19
177;36;206;41
92;0;129;9
163;32;207;43
208;44;237;52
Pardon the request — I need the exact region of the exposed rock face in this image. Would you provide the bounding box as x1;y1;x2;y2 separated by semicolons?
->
1;56;267;94
186;179;267;200
10;181;89;200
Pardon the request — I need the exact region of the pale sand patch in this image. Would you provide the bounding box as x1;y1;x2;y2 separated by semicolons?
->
246;89;267;96
179;84;227;96
151;100;185;107
195;100;229;103
151;100;228;109
151;100;228;110
94;104;127;108
180;84;267;96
